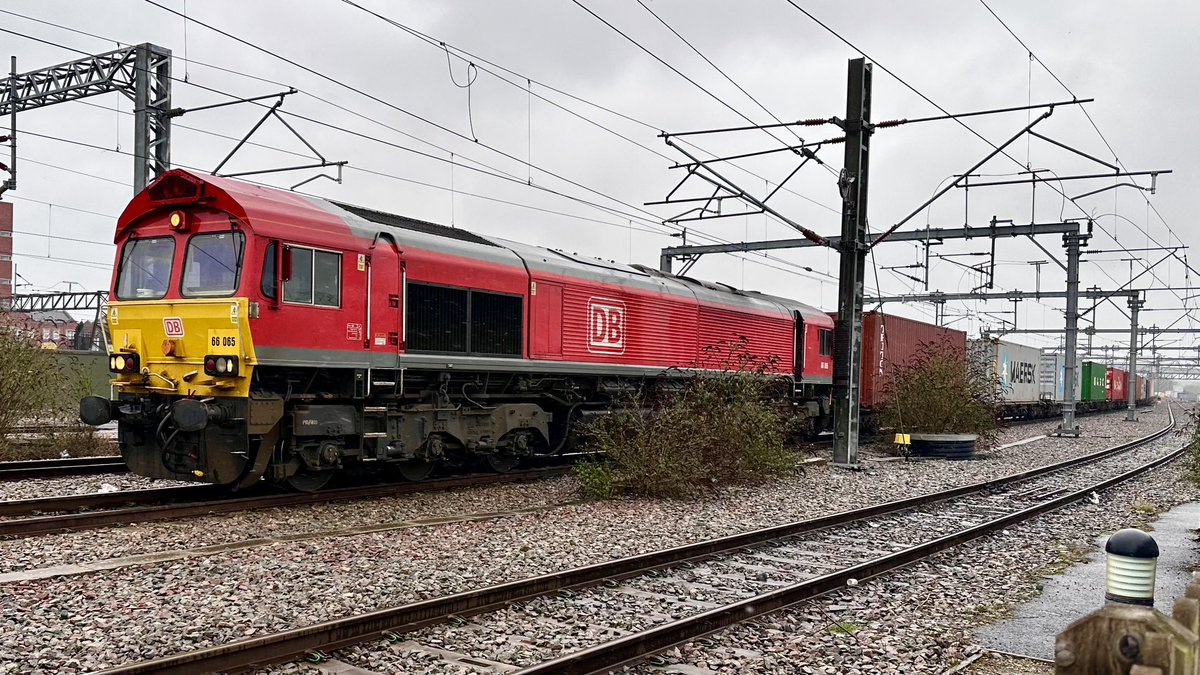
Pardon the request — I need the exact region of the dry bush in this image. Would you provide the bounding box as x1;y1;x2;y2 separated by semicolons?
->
0;331;94;460
878;337;1003;450
1181;405;1200;486
576;340;795;499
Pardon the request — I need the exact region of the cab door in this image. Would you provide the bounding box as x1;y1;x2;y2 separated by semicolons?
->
365;236;401;364
794;312;806;379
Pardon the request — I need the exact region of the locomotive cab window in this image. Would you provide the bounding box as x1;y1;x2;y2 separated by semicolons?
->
818;328;833;356
181;231;245;297
282;246;341;307
116;237;175;300
261;242;277;299
407;282;521;357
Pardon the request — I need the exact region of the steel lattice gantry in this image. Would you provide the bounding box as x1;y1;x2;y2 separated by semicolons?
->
2;290;109;350
3;290;106;313
0;43;171;192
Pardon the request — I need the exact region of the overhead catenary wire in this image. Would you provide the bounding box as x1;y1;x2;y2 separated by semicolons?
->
4;13;928;308
5;2;846;291
15;121;855;291
335;0;841;217
570;0;824;166
1;18;867;292
632;0;804;146
976;0;1197;326
781;0;1192;338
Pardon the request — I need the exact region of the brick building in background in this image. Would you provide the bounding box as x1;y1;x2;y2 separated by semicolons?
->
0;201;11;304
0;202;90;349
2;309;79;348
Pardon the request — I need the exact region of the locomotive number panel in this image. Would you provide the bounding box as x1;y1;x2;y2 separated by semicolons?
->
207;329;240;355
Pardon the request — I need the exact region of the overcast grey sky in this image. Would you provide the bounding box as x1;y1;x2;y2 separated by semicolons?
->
2;0;1197;356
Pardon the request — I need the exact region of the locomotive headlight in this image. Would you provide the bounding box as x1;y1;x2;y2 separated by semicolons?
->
203;355;240;377
168;210;187;230
108;353;139;374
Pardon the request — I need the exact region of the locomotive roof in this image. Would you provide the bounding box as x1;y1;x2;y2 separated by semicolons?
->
120;170;832;325
330;201;500;249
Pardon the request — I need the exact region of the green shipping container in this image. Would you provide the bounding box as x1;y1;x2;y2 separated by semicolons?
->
1080;361;1107;401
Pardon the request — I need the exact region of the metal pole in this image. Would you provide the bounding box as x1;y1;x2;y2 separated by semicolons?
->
1127;294;1142;421
6;56;14;194
1057;229;1089;436
832;58;871;468
133;46;150;193
132;44;172;193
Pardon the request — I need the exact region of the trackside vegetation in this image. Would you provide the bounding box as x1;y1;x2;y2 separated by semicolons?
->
1184;406;1200;486
0;330;100;461
878;337;1003;450
575;340;795;499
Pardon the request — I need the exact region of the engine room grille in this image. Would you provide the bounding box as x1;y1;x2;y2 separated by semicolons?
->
406;283;522;357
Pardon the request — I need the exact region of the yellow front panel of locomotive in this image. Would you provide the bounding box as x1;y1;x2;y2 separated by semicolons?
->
106;298;256;397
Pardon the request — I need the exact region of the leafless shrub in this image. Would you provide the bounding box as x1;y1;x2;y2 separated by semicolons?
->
576;340;795;499
0;330;93;460
878;337;1003;450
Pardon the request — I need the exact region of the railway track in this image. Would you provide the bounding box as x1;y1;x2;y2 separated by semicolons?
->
93;404;1179;675
0;454;127;481
0;465;572;538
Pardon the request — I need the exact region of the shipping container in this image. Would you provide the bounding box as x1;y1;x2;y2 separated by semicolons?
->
1081;361;1107;401
1038;353;1059;401
969;338;1043;403
842;311;967;408
1107;367;1128;401
1039;352;1084;402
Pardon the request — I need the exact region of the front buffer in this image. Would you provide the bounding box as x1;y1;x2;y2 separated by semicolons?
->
83;393;263;485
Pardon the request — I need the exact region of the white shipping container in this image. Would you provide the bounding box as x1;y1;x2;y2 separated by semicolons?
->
1039;353;1059;400
1038;352;1083;402
971;339;1043;402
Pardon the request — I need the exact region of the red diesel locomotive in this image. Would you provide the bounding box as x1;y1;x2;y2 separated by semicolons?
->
80;170;834;489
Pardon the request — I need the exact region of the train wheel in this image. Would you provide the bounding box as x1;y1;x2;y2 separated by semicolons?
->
485;452;520;473
396;460;436;481
286;467;335;492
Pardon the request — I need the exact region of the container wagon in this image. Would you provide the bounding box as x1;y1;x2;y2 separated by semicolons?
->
1106;367;1129;402
826;311;967;429
970;338;1052;419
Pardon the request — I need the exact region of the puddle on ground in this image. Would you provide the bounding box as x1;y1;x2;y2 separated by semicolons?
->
974;501;1200;660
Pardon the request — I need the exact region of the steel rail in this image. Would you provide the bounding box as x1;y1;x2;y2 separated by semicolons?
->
0;455;121;470
94;406;1174;675
0;455;127;481
0;466;571;537
0;485;215;518
522;437;1186;674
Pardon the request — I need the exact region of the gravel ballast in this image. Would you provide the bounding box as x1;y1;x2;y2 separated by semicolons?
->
0;408;1158;575
0;406;1180;673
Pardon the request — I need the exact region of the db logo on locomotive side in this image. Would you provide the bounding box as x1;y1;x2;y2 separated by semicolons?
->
587;298;626;354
